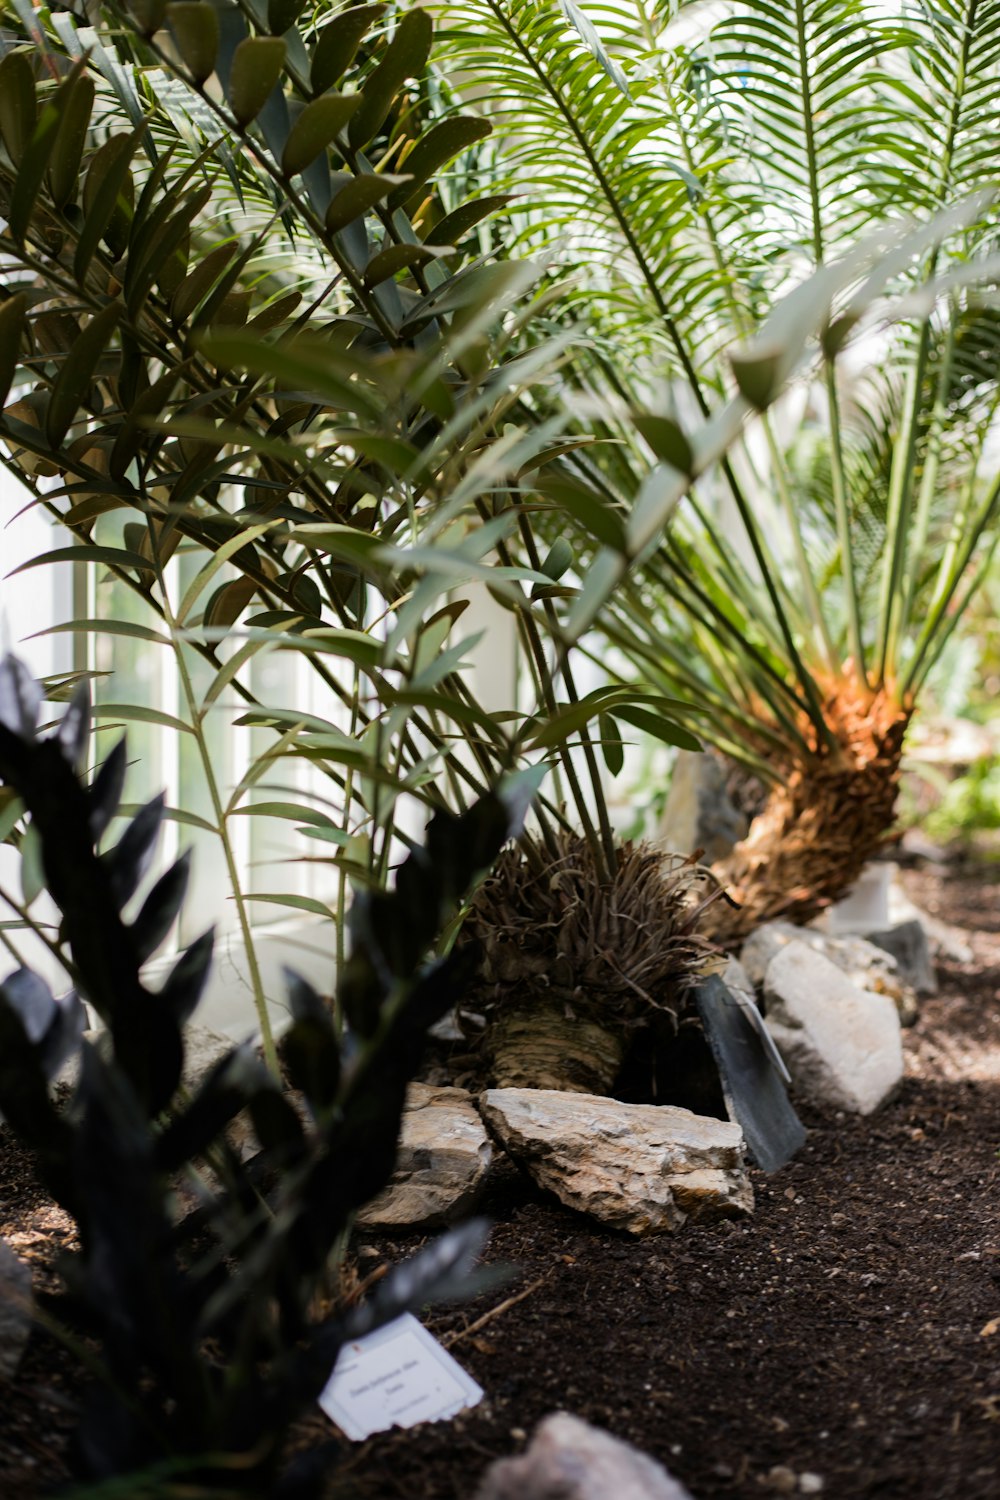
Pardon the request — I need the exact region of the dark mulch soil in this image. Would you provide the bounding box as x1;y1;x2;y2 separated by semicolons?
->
4;860;1000;1498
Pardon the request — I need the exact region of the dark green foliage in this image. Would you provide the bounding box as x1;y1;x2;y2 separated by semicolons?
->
0;655;524;1495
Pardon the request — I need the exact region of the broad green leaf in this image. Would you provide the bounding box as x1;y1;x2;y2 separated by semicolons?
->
125;183;212;317
536;474;626;550
324;172;411;233
243;892;333;919
540;538;573;581
228;37;286;127
167;3;220;83
388;116;493;212
299;825;350;847
127;0;167;34
8;59;88;243
92;703;195;735
364;243;447;287
203;576;259;629
170;244;236;324
48;70;94;209
76;129;139;280
598;713;624;777
633;414;694;475
176;523;273;625
20;822;44;908
45;301;122;450
614;705;701;752
36;618;171;647
109;364;188;479
229;802;338;828
193;332;381;415
7;545;154;578
281;93;361;177
267;0;306;35
347;7;433;150
424;193;511;247
312;4;387;92
117;800;216;833
0;295;27;410
0;50;36;165
0;793;25;846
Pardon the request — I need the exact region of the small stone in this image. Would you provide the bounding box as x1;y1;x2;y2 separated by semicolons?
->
475;1411;695;1500
358;1083;493;1229
0;1238;33;1381
763;1467;798;1495
799;1475;825;1494
763;942;903;1116
481;1089;752;1236
863;920;937;997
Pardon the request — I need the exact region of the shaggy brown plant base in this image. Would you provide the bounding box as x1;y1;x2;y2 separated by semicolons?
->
3;860;1000;1499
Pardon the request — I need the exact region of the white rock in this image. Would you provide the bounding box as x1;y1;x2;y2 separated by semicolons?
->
763;942;903;1115
0;1237;33;1381
741;922;917;1024
475;1412;695;1500
358;1083;493;1229
480;1089;752;1236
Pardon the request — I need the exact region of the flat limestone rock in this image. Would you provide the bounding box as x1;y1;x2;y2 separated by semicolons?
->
741;921;918;1024
480;1089;752;1236
358;1083;493;1230
763;941;903;1116
475;1411;694;1500
0;1237;33;1381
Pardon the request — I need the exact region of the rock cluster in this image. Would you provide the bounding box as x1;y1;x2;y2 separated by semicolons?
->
480;1088;753;1236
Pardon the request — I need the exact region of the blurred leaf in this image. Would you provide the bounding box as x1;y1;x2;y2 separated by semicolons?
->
168;2;220;83
20;822;44;908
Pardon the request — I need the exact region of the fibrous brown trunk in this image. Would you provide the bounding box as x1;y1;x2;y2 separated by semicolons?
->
703;687;911;946
486;997;627;1094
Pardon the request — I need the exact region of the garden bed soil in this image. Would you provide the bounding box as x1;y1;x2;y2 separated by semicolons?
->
4;859;1000;1499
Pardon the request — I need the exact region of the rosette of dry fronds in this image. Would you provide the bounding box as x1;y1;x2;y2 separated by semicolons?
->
458;832;712;1095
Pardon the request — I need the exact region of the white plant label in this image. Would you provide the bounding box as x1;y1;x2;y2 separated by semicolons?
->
318;1313;484;1441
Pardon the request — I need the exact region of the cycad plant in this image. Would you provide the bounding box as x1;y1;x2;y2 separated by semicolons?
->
439;0;1000;940
0;0;944;1094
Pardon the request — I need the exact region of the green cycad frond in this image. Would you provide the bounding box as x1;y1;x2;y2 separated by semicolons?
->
439;1;734;373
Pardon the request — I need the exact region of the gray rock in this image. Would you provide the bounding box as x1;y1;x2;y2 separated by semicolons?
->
863;919;937;997
741;922;918;1024
475;1412;694;1500
763;941;903;1115
182;1023;238;1088
358;1084;493;1229
658;750;748;861
0;1238;33;1381
480;1088;752;1236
